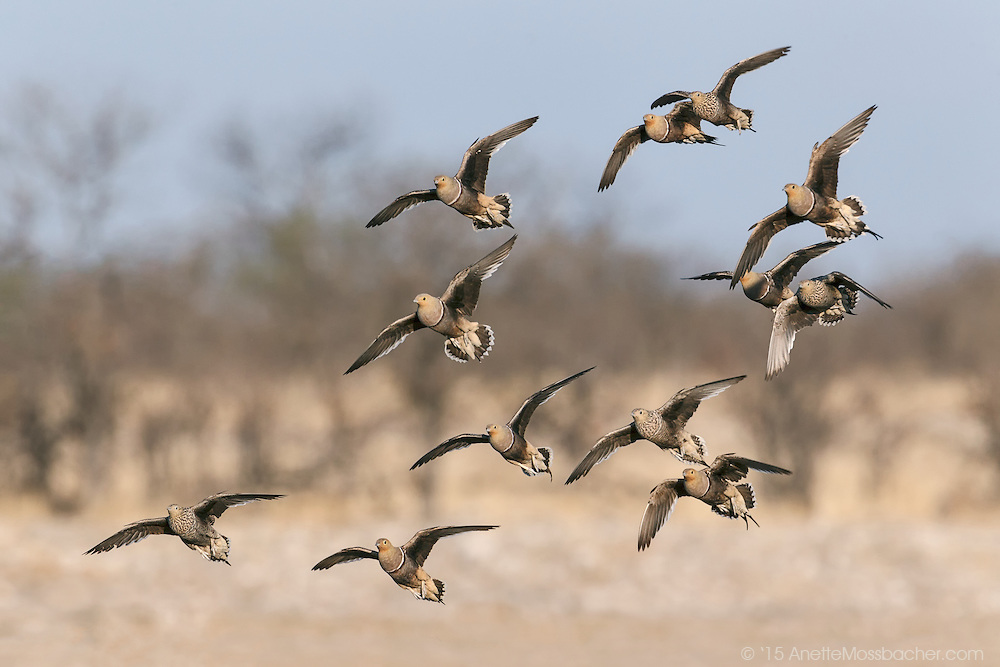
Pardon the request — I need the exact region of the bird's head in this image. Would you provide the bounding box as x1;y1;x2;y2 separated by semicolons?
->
375;538;393;552
643;114;668;140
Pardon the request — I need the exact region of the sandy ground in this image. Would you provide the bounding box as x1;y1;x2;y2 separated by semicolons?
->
1;498;997;667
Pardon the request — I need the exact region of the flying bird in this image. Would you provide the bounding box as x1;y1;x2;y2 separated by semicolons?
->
411;366;595;479
345;235;516;374
565;375;745;484
638;454;791;550
766;271;891;380
732;105;880;288
366;116;538;230
311;525;497;603
650;46;791;132
685;241;839;308
84;492;285;565
598;101;718;191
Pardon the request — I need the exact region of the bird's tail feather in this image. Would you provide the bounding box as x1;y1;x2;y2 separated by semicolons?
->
444;325;494;362
843;195;866;216
479;193;512;229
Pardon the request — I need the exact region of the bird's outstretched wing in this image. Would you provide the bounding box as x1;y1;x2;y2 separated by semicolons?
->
649;90;692;109
311;547;378;570
803;105;876;199
193;492;285;520
731;207;790;289
564;423;639;484
768;241;840;292
84;517;173;554
403;525;499;567
440;234;516;315
509;367;594;436
366;189;437;228
455;116;538;192
819;271;892;309
345;313;424;375
712;46;791;101
599;125;648;192
683;270;734;281
638;479;685;551
658;375;746;426
708;453;792;481
410;433;491;470
766;297;817;380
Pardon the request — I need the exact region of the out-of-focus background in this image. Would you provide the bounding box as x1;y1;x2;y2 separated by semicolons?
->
1;2;998;665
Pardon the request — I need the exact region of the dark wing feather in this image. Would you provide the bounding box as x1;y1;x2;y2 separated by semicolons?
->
403;525;498;567
366;190;437;228
599;125;648;192
638;479;685;551
455;116;538;192
665;100;701;127
440;234;516;315
84;517;173;554
650;91;691;109
192;492;285;520
564;424;639;484
658;375;746;425
509;366;594;436
731;207;791;289
311;547;378;570
410;433;490;470
345;313;424;375
683;270;735;281
768;241;840;292
710;453;792;481
820;271;892;309
803;105;876;198
713;46;791;100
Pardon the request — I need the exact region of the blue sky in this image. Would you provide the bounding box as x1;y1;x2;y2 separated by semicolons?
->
2;1;997;284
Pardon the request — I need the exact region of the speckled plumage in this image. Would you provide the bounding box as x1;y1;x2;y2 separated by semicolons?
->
565;375;745;484
311;525;497;603
766;271;892;380
345;235;516;374
638;454;792;550
411;367;594;479
599;101;719;191
366;117;538;230
84;492;285;564
650;47;791;132
732;106;880;287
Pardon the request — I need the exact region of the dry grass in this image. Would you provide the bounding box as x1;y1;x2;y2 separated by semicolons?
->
2;508;997;666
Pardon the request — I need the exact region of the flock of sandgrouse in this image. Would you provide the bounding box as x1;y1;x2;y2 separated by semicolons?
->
86;46;891;603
